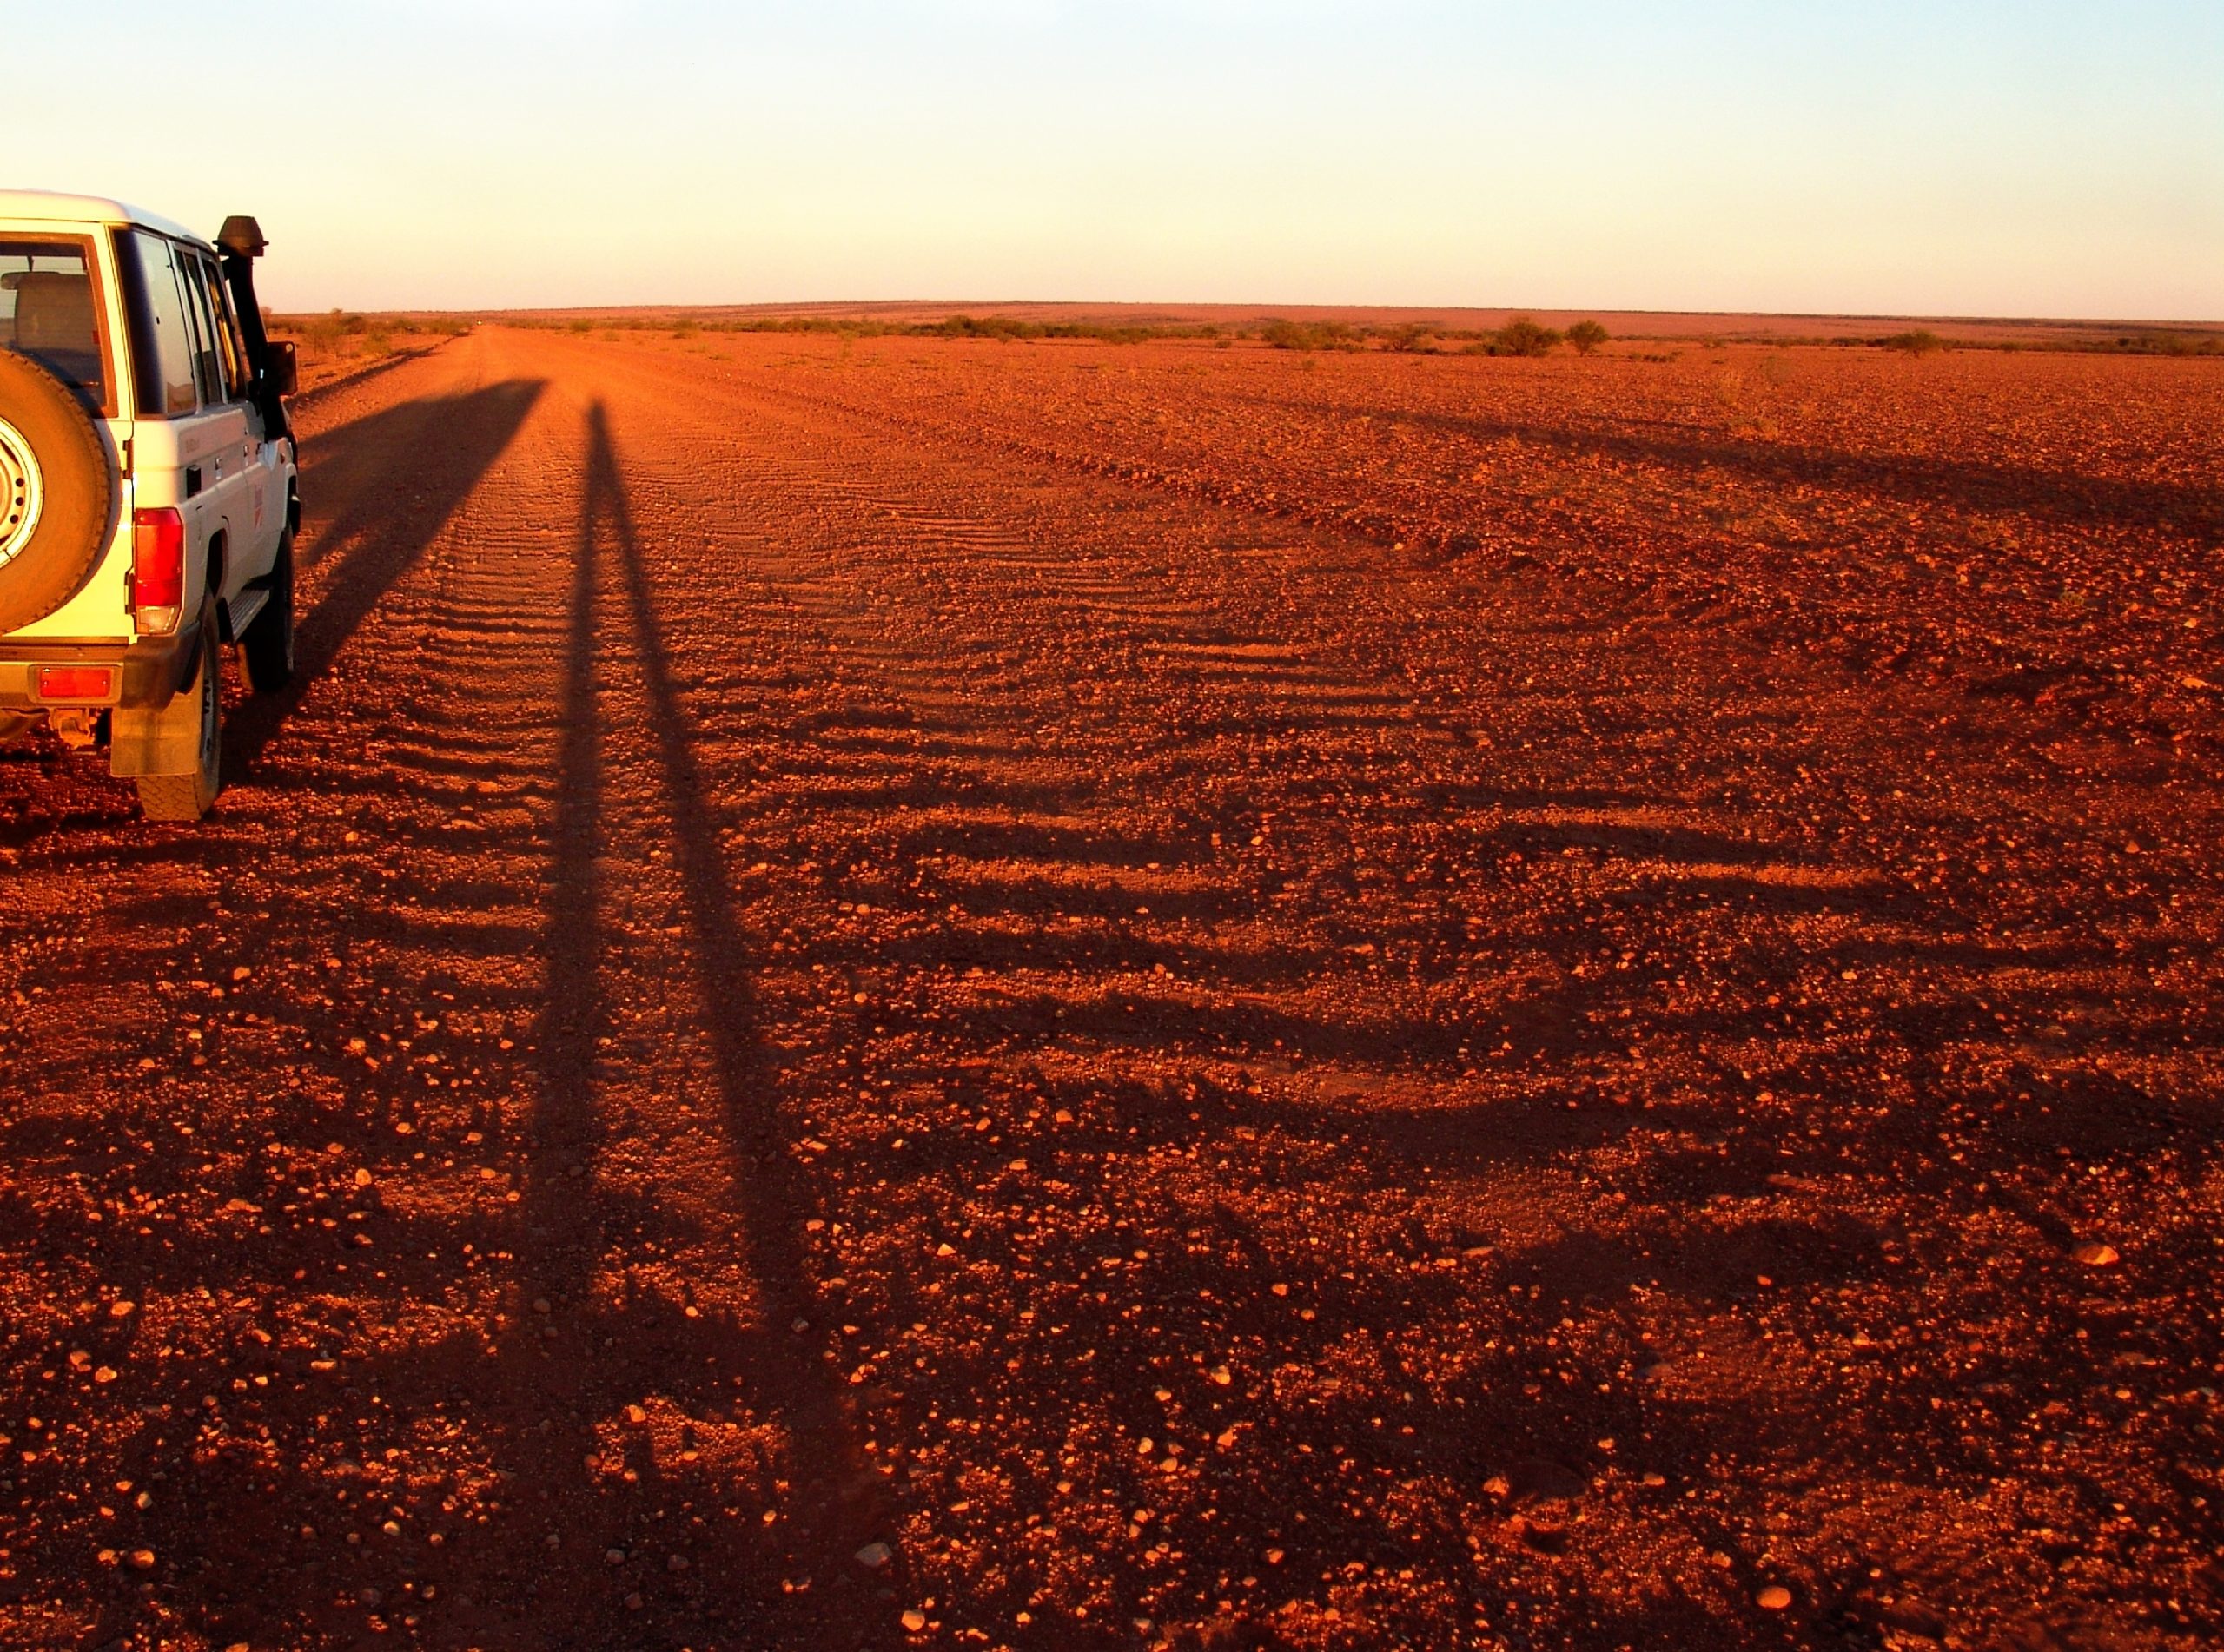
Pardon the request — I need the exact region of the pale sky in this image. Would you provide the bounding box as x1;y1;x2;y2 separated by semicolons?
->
6;1;2220;318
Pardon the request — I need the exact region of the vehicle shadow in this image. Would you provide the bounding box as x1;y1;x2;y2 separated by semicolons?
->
225;379;546;776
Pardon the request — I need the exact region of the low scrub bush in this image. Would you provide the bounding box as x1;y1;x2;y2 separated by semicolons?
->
2095;332;2223;357
1880;329;1947;354
1565;319;1609;354
1261;320;1360;352
1468;316;1563;358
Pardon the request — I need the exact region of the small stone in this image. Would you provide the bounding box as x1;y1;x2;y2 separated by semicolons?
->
1757;1585;1793;1610
936;1243;957;1259
1208;1365;1233;1386
855;1541;893;1569
354;1168;373;1188
533;1298;553;1315
604;1548;626;1565
2071;1242;2119;1267
791;1317;811;1333
129;1548;156;1570
1054;1109;1074;1124
666;1553;689;1572
109;1300;136;1318
901;1609;928;1633
232;966;252;982
626;1404;647;1424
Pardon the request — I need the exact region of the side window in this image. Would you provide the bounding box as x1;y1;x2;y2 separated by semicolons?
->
125;232;198;417
176;253;223;406
202;257;249;399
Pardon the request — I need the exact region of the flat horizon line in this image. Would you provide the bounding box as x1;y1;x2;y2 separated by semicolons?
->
269;299;2224;335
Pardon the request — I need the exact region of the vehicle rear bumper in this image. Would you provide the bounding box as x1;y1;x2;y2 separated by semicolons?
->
0;626;199;712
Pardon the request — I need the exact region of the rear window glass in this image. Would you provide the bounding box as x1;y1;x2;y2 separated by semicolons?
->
0;238;109;413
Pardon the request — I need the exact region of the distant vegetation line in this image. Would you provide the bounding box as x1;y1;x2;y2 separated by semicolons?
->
268;307;2224;360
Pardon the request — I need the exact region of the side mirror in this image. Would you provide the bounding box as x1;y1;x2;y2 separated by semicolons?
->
267;340;299;399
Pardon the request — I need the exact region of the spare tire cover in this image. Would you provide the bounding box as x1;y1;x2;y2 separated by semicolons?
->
0;351;117;634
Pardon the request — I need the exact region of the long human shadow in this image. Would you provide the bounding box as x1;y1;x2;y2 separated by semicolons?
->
226;380;545;775
584;400;888;1636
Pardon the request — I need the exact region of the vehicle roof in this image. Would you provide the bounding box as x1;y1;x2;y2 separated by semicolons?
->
0;190;210;248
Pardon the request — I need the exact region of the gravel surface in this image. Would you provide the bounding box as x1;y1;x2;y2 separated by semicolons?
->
0;328;2218;1651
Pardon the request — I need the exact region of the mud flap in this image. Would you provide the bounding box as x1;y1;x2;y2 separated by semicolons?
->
109;630;206;777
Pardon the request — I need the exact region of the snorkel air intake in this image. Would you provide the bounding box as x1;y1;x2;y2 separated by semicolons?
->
215;215;294;445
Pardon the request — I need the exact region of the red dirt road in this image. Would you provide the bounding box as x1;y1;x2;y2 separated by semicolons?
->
1;329;2219;1651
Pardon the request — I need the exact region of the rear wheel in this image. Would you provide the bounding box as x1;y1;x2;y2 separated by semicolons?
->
134;621;222;822
238;530;295;693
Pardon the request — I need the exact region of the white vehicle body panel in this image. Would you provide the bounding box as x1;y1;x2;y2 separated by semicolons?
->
1;198;295;646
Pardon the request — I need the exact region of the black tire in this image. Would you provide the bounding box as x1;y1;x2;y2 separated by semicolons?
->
135;618;222;822
239;529;295;693
0;352;115;634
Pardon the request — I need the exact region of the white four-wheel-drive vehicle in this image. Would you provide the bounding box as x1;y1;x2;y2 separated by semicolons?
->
0;191;299;821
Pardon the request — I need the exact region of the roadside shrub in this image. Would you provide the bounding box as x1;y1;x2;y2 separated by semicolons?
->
1261;320;1359;352
1565;319;1609;355
1881;329;1946;354
301;309;361;347
936;314;1038;341
1382;324;1435;354
1469;317;1562;358
2097;332;2223;357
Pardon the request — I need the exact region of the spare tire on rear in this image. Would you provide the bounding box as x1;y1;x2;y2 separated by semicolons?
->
0;351;116;633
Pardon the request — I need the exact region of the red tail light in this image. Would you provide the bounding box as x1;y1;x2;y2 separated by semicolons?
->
131;507;185;634
36;666;117;702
